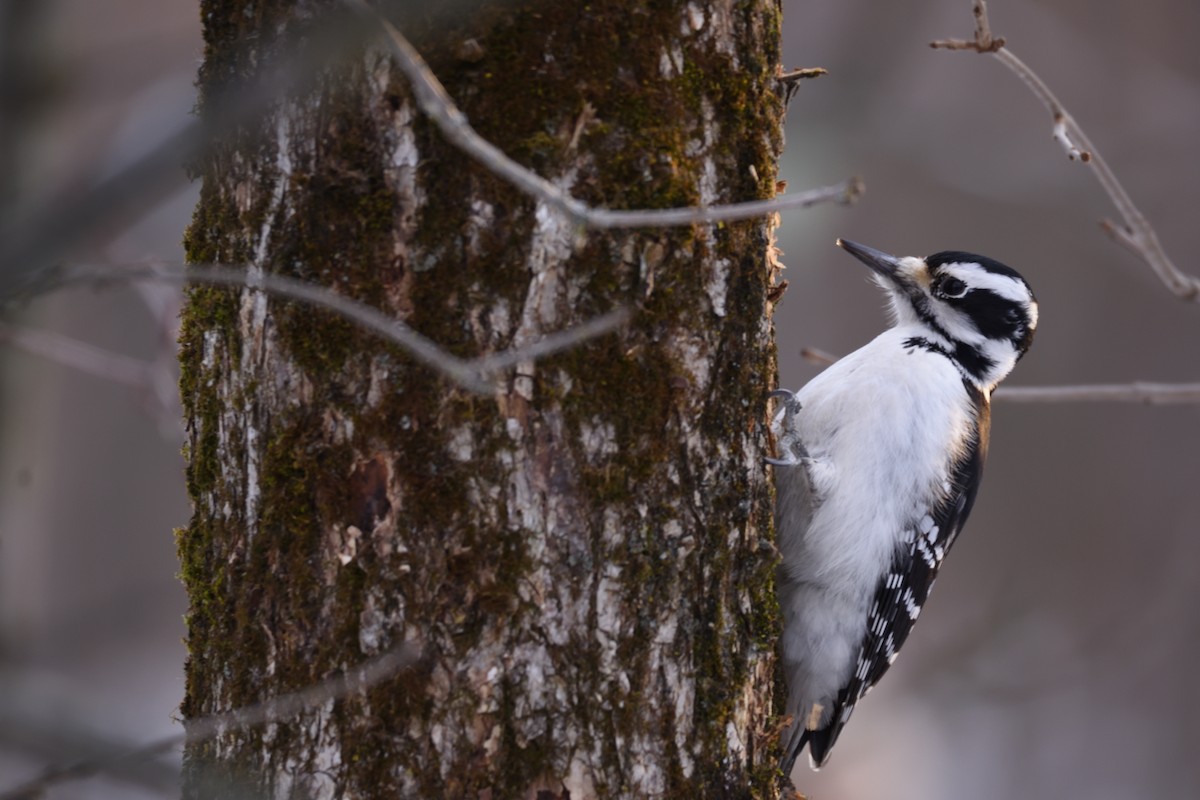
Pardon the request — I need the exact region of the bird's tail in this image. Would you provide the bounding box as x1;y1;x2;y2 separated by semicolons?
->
804;724;839;768
780;720;844;777
779;723;807;779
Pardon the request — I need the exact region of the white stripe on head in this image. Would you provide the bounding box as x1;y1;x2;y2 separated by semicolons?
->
939;261;1033;304
926;302;984;345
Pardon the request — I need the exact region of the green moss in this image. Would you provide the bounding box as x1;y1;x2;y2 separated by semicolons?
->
181;0;785;795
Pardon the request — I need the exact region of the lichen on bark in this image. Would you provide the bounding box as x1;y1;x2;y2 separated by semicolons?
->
178;1;787;797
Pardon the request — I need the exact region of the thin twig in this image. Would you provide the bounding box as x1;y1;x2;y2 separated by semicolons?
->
931;0;1200;301
477;309;633;373
778;67;829;82
31;262;630;394
0;645;417;800
928;0;1006;52
993;383;1200;404
345;0;862;228
0;698;181;797
778;66;829;107
799;346;837;366
568;179;863;227
798;344;1200;403
0;321;183;439
0;8;383;300
0;323;157;389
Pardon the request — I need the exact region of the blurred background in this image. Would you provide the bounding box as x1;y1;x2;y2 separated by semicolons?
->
779;2;1200;799
0;1;1196;798
0;1;198;798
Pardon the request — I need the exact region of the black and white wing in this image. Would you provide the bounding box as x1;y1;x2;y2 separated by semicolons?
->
803;389;991;767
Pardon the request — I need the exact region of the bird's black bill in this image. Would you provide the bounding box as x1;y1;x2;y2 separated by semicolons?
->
836;238;902;280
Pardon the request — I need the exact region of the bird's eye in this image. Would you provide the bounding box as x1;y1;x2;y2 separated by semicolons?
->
938;277;967;298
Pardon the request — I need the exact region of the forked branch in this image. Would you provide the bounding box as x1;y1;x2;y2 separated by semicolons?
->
931;0;1200;301
345;0;862;228
0;645;417;800
31;263;630;395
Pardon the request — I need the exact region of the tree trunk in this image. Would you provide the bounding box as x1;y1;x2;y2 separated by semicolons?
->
178;1;785;797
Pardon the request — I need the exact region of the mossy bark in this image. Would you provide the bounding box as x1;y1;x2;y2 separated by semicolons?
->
178;1;787;797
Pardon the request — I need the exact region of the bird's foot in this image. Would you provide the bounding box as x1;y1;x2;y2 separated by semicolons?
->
765;452;813;467
767;389;809;465
768;388;802;411
768;389;803;426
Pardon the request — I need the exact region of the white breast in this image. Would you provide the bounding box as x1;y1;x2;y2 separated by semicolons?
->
779;325;976;597
774;325;978;718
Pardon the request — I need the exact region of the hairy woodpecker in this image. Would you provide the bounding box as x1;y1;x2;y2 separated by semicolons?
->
770;239;1037;773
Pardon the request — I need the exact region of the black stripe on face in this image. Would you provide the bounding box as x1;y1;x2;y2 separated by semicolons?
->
957;290;1027;340
952;341;996;380
906;295;955;344
903;336;995;383
952;289;1036;358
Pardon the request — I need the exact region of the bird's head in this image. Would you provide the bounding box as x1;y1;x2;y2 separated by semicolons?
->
837;238;1038;391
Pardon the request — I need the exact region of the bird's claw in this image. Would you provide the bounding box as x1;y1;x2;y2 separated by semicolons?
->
769;388;803;424
765;452;813;468
767;388;810;466
768;388;802;411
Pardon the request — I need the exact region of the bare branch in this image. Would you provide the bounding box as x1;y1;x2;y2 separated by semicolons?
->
931;0;1200;301
575;178;864;227
796;344;1200;403
970;0;1001;49
0;320;183;439
345;0;862;228
0;324;157;390
0;688;181;797
994;383;1200;404
1051;114;1091;163
799;346;837;366
31;262;630;395
477;307;633;373
5;0;859;406
929;0;1005;52
0;645;417;800
0;8;382;300
778;66;830;107
778;67;828;82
